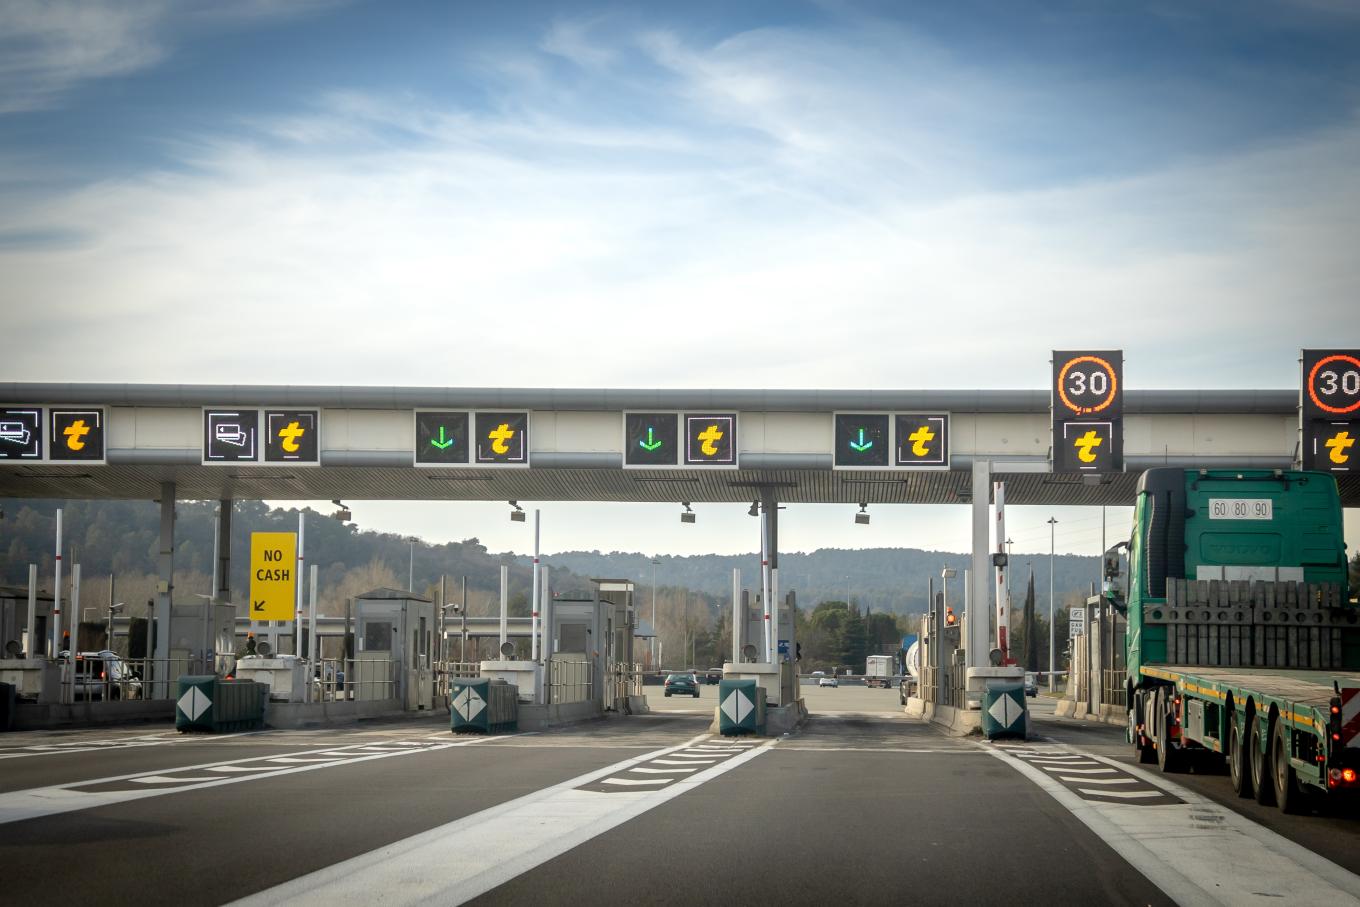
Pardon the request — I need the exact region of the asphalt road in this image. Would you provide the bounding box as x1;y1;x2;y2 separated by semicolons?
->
1;687;1357;905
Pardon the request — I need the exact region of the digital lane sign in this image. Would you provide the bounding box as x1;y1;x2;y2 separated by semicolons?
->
1302;350;1360;421
895;413;950;468
265;410;319;464
50;408;105;462
1304;420;1358;473
1054;420;1121;473
624;412;680;467
474;411;529;466
1052;350;1123;472
0;407;43;461
833;413;890;469
684;413;737;467
415;411;470;466
204;409;260;463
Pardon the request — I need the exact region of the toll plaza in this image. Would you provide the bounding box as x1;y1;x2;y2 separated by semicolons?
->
1;351;1357;734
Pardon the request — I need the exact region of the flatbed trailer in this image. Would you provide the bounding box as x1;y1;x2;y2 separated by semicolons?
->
1114;468;1359;814
1137;664;1360;811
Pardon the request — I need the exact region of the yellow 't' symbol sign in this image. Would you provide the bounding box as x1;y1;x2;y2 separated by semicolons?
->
1074;429;1103;463
697;424;723;456
907;425;935;456
277;420;305;453
489;422;515;454
63;419;90;451
1326;430;1355;464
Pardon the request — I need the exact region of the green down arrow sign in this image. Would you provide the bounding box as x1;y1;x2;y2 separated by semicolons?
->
639;427;663;451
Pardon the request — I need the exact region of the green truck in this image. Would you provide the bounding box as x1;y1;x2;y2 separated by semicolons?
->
1112;467;1359;813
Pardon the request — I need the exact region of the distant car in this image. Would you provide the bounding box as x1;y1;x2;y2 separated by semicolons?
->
818;676;838;688
1024;673;1038;698
664;673;700;698
705;670;722;685
60;650;142;700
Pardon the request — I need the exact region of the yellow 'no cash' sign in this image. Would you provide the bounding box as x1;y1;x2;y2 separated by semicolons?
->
250;531;297;621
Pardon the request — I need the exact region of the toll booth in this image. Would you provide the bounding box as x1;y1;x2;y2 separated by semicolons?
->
0;584;53;658
168;600;236;675
593;578;637;709
351;589;435;708
548;589;606;706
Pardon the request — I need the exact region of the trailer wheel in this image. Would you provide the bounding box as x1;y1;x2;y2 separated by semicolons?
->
1251;714;1276;806
1271;721;1305;814
1131;701;1155;764
1156;707;1183;773
1228;712;1252;798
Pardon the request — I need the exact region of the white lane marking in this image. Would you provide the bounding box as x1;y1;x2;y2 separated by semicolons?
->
0;737;490;826
1040;766;1115;774
230;735;777;907
1061;776;1137;785
651;758;716;766
601;777;674;786
1076;788;1164;799
628;767;698;774
266;756;344;764
984;744;1360;905
205;766;273;773
133;775;226;784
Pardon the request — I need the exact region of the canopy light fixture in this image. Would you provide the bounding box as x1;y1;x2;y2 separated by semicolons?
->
855;503;870;525
509;500;526;522
680;502;696;524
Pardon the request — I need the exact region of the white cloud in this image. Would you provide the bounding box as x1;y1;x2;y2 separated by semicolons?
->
0;16;1356;394
0;0;171;114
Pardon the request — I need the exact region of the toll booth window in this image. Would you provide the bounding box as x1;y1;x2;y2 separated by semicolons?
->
559;623;587;654
364;622;393;652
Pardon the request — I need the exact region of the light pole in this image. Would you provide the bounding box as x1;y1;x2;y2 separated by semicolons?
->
1048;516;1058;692
407;537;417;593
650;559;659;669
106;602;124;652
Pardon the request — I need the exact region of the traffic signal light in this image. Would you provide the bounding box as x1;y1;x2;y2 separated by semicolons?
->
946;607;957;626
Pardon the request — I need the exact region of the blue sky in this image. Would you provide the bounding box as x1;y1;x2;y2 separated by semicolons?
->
1;0;1358;557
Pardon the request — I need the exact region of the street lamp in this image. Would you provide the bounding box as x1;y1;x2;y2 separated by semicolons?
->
650;559;659;668
1048;516;1058;692
407;536;418;593
106;602;125;651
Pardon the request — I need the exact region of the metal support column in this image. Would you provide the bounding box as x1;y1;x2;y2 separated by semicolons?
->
968;461;991;668
155;482;175;698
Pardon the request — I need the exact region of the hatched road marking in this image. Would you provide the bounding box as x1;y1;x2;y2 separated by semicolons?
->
986;741;1360;904
229;733;777;907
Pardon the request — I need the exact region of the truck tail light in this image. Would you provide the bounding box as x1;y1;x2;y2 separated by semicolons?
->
1345;769;1357;784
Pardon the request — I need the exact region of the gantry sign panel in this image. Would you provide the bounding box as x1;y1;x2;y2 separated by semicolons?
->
203;409;260;463
896;413;950;468
474;411;530;466
1052;350;1124;472
624;412;681;468
833;413;890;469
1301;350;1360;475
50;408;106;463
414;410;471;466
0;406;43;461
684;413;737;467
264;410;320;464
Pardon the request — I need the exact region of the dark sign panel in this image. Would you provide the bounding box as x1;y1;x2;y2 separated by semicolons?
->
1053;350;1123;418
683;413;737;467
415;411;470;466
49;408;105;462
895;413;950;468
624;412;679;467
264;410;320;464
1054;420;1122;473
0;407;43;461
1052;350;1123;472
474;411;529;465
1301;349;1360;420
1303;420;1358;473
833;413;890;469
204;409;260;463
